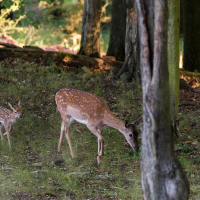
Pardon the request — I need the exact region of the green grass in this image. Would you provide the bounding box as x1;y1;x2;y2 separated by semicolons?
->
0;58;199;199
0;58;142;199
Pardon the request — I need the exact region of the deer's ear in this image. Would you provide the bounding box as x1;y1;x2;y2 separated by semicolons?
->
8;103;14;111
125;120;129;128
18;101;21;107
132;115;143;126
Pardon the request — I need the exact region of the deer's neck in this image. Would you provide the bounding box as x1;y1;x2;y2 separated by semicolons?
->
7;113;16;125
103;111;125;132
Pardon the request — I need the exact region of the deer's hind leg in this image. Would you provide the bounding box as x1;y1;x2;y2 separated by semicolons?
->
58;115;75;158
64;116;75;158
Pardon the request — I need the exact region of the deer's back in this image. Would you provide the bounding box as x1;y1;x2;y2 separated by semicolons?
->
0;106;11;122
55;88;110;121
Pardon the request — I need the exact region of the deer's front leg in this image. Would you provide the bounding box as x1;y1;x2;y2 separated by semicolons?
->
87;126;104;164
3;125;12;136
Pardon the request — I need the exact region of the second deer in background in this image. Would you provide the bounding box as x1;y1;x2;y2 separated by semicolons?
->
0;101;22;148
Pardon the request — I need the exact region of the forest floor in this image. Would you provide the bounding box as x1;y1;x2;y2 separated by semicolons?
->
0;57;199;200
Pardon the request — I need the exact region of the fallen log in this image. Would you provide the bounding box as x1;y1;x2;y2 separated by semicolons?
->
180;69;200;78
0;48;123;71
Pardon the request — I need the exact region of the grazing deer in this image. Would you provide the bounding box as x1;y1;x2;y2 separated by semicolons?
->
0;101;22;148
55;87;141;164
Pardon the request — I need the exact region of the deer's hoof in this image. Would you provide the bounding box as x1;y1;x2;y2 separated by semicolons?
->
97;156;102;165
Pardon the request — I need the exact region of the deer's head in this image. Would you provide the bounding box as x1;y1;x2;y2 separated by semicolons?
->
9;101;22;119
123;116;142;152
123;121;139;152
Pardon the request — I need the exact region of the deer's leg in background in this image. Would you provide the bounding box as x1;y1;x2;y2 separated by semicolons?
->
3;125;12;135
9;125;13;132
5;125;11;149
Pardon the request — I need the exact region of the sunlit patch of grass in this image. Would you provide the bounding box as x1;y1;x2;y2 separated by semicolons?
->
10;26;64;47
100;29;110;54
9;23;111;55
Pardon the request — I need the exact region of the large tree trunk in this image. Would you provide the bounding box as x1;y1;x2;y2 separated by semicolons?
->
183;0;200;71
78;0;102;58
106;0;126;61
168;0;180;137
116;0;140;82
136;0;189;199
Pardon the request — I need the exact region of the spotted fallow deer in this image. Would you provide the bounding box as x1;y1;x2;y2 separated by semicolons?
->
55;88;141;164
0;101;22;148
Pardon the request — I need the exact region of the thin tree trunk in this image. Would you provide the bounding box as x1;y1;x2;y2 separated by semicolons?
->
136;0;189;199
168;0;180;137
116;0;140;82
106;0;126;61
183;0;200;71
78;0;102;58
179;0;183;35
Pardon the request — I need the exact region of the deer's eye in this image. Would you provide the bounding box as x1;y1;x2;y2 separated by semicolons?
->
129;134;133;137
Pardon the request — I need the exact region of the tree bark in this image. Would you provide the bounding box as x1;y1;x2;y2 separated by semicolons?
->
78;0;102;58
168;0;180;137
183;0;200;71
106;0;126;61
135;0;189;199
116;0;140;82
